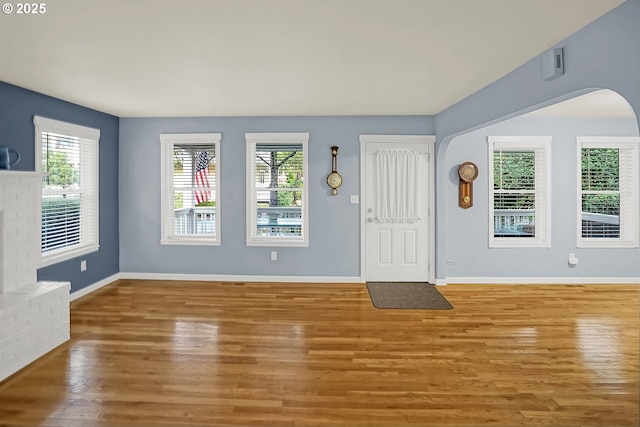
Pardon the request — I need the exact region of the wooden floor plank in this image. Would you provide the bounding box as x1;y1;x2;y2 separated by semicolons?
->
0;280;638;426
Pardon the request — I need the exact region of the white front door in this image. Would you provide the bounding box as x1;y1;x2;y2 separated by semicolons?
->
361;135;434;282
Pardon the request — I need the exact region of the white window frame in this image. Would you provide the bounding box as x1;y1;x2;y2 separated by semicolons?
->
160;133;221;246
577;137;639;248
246;132;309;247
34;116;100;267
488;136;551;248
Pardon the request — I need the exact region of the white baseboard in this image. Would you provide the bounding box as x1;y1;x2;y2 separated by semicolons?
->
119;272;363;284
445;276;640;285
70;273;638;303
70;273;121;301
70;272;362;302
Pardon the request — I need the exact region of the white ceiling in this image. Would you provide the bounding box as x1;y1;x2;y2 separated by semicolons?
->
0;0;627;118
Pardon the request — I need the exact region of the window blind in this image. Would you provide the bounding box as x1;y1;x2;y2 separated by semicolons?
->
580;147;620;238
488;137;550;248
245;133;308;247
35;116;100;263
160;134;221;245
493;150;536;239
578;138;639;247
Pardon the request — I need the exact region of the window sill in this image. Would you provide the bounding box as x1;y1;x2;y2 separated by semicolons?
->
40;244;99;268
161;238;220;246
490;239;550;249
577;240;638;249
246;239;308;248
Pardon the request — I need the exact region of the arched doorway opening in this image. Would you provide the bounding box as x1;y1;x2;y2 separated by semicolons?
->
441;89;639;283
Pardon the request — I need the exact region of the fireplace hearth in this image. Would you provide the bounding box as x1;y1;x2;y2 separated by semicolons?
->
0;170;69;382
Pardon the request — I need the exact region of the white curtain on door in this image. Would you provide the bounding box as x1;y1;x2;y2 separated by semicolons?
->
375;149;421;223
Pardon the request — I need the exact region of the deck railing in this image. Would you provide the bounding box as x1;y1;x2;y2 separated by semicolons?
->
174;207;216;235
581;212;620;237
494;209;620;237
172;207;619;238
173;206;303;236
494;209;535;236
255;207;302;236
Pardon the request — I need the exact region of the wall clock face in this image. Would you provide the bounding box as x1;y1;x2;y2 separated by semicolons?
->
458;162;478;183
327;171;343;189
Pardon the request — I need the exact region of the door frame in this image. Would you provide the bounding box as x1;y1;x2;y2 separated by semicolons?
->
359;134;436;283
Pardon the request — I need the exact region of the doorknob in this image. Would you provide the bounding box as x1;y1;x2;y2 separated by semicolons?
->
367;218;373;223
367;208;372;213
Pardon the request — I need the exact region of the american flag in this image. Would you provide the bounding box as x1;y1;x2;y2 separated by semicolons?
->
194;151;211;205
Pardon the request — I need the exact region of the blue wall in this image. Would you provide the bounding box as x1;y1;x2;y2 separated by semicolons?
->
434;0;640;280
445;116;639;279
0;82;120;292
4;0;640;286
119;116;433;278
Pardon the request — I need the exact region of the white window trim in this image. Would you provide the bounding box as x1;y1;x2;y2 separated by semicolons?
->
246;132;309;247
487;136;551;249
576;136;639;248
34;116;100;267
160;133;221;246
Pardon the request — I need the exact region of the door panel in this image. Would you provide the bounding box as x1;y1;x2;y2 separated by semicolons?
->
403;229;417;265
364;140;431;282
378;229;392;265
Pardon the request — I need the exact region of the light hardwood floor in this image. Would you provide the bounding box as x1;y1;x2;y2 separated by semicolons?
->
0;280;638;427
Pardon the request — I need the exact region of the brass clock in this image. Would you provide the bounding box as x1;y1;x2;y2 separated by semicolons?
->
458;161;478;208
327;146;342;195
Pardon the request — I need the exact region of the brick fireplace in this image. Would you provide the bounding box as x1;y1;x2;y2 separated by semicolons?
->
0;171;69;382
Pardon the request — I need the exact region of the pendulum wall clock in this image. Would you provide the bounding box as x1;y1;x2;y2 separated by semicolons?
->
458;161;478;209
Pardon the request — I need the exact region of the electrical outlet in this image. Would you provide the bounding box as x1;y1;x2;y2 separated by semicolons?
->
568;253;579;266
271;251;277;261
350;195;359;204
80;260;87;271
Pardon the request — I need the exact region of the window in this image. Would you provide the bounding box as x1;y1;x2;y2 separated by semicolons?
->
160;134;221;245
577;137;639;248
488;136;551;248
34;116;100;266
246;133;308;247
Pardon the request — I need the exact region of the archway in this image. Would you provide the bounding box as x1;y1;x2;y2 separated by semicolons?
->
436;89;639;284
